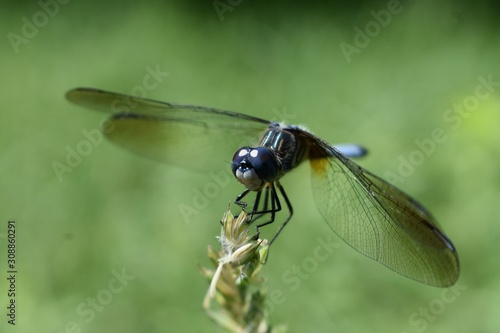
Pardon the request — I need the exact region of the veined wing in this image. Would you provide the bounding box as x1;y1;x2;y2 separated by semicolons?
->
66;88;271;171
293;129;459;287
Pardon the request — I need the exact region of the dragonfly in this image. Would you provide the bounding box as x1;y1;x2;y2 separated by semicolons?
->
66;87;460;287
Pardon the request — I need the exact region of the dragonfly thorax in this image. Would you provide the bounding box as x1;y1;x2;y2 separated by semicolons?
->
231;147;280;191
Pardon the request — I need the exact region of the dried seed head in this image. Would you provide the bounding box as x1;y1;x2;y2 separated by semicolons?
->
202;206;284;332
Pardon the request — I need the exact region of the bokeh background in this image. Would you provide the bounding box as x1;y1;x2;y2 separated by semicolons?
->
1;0;499;332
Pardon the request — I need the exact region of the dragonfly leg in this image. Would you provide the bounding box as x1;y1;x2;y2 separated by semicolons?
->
268;181;293;245
233;181;292;245
234;189;251;209
253;182;281;232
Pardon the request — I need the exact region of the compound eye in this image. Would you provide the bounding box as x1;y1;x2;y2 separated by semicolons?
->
248;147;279;182
231;147;251;175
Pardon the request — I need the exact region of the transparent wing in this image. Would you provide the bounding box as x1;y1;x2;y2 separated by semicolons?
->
298;131;459;287
66;88;271;171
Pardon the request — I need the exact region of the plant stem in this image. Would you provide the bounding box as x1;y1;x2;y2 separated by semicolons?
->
201;206;286;333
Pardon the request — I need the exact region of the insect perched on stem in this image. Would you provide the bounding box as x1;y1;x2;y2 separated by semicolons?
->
67;87;460;287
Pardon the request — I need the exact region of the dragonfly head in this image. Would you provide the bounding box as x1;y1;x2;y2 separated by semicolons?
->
231;147;279;191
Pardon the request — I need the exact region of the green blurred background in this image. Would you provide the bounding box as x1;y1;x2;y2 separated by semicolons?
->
1;0;499;332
